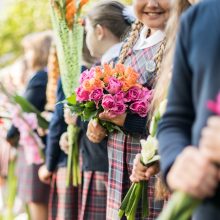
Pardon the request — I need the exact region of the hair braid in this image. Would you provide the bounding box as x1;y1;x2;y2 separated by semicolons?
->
154;40;166;75
118;20;143;64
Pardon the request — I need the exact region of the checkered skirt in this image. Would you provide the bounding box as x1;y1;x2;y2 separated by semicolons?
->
78;171;108;220
106;44;165;220
16;147;50;203
49;167;78;220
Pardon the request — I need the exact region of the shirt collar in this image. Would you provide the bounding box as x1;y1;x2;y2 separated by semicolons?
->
133;27;165;51
101;42;123;65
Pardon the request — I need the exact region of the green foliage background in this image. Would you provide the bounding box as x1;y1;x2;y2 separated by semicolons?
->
0;0;132;68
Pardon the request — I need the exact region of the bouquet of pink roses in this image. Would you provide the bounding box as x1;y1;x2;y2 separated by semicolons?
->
66;63;153;131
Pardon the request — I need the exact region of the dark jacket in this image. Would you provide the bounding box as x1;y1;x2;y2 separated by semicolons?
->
7;70;48;144
157;0;220;205
77;119;108;172
45;79;67;172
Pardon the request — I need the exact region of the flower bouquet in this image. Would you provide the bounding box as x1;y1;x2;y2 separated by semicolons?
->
157;93;220;220
50;0;89;186
0;82;47;165
66;63;153;132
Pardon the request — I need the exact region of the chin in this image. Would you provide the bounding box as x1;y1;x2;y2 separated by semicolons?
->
142;20;165;30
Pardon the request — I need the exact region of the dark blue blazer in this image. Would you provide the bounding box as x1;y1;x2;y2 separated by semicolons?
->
7;70;48;143
158;0;220;205
45;79;67;171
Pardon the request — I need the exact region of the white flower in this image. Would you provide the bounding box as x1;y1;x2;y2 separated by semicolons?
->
140;136;158;165
158;99;167;117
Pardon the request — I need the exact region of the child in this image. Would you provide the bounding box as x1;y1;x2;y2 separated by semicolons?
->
7;31;52;220
130;0;192;198
38;37;95;219
157;1;220;219
66;1;132;219
88;0;170;219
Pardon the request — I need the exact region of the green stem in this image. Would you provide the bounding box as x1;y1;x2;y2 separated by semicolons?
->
126;182;142;220
119;183;135;218
125;183;139;214
142;181;149;218
157;191;201;220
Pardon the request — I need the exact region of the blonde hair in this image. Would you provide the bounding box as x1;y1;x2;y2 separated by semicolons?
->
22;31;53;70
153;0;191;200
118;20;143;64
150;0;191;116
45;43;60;111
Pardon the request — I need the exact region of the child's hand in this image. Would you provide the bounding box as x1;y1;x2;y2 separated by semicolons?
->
38;165;52;185
86;119;107;143
167;146;219;199
130;153;159;183
64;107;77;125
59;132;69;154
200;116;220;165
37;127;48;137
99;111;126;127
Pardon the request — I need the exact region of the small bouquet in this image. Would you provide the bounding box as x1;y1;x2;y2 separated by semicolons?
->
66;63;153;132
50;0;90;186
12;108;45;165
119;137;160;220
0;82;47;164
157;93;220;220
118;100;167;220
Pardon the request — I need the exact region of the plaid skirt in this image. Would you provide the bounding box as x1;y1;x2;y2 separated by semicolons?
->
78;171;108;220
106;132;164;220
16;148;50;203
49;167;78;220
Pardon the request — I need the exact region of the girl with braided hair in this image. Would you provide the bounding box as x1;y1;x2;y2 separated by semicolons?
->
130;0;192;200
87;0;170;219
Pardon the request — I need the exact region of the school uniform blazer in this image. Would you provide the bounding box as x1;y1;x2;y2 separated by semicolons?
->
46;78;67;172
7;70;48;143
157;0;220;205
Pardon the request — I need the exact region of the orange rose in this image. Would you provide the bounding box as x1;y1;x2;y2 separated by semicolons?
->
82;79;93;91
90;78;104;89
94;67;103;80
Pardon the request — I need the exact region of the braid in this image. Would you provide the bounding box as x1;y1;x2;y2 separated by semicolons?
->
154;39;166;75
118;20;143;64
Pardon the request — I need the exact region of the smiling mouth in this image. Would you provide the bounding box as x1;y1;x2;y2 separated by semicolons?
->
144;12;164;16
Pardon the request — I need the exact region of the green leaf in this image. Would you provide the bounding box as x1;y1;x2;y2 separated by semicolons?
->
13;95;49;129
84;101;96;108
66;93;77;105
83;109;98;121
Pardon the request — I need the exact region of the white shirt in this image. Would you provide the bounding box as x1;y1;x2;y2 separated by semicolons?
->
133;27;165;51
101;42;123;65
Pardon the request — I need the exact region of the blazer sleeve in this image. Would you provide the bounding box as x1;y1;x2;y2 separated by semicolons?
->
46;79;67;172
7;72;47;143
123;113;147;135
157;14;195;181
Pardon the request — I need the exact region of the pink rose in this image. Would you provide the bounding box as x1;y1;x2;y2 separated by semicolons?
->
24;113;38;130
89;89;103;102
130;101;149;117
106;77;122;94
75;86;90;102
114;91;125;103
125;86;143;102
139;88;153;102
102;94;116;110
112;102;127;115
79;68;95;83
207;92;220;115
